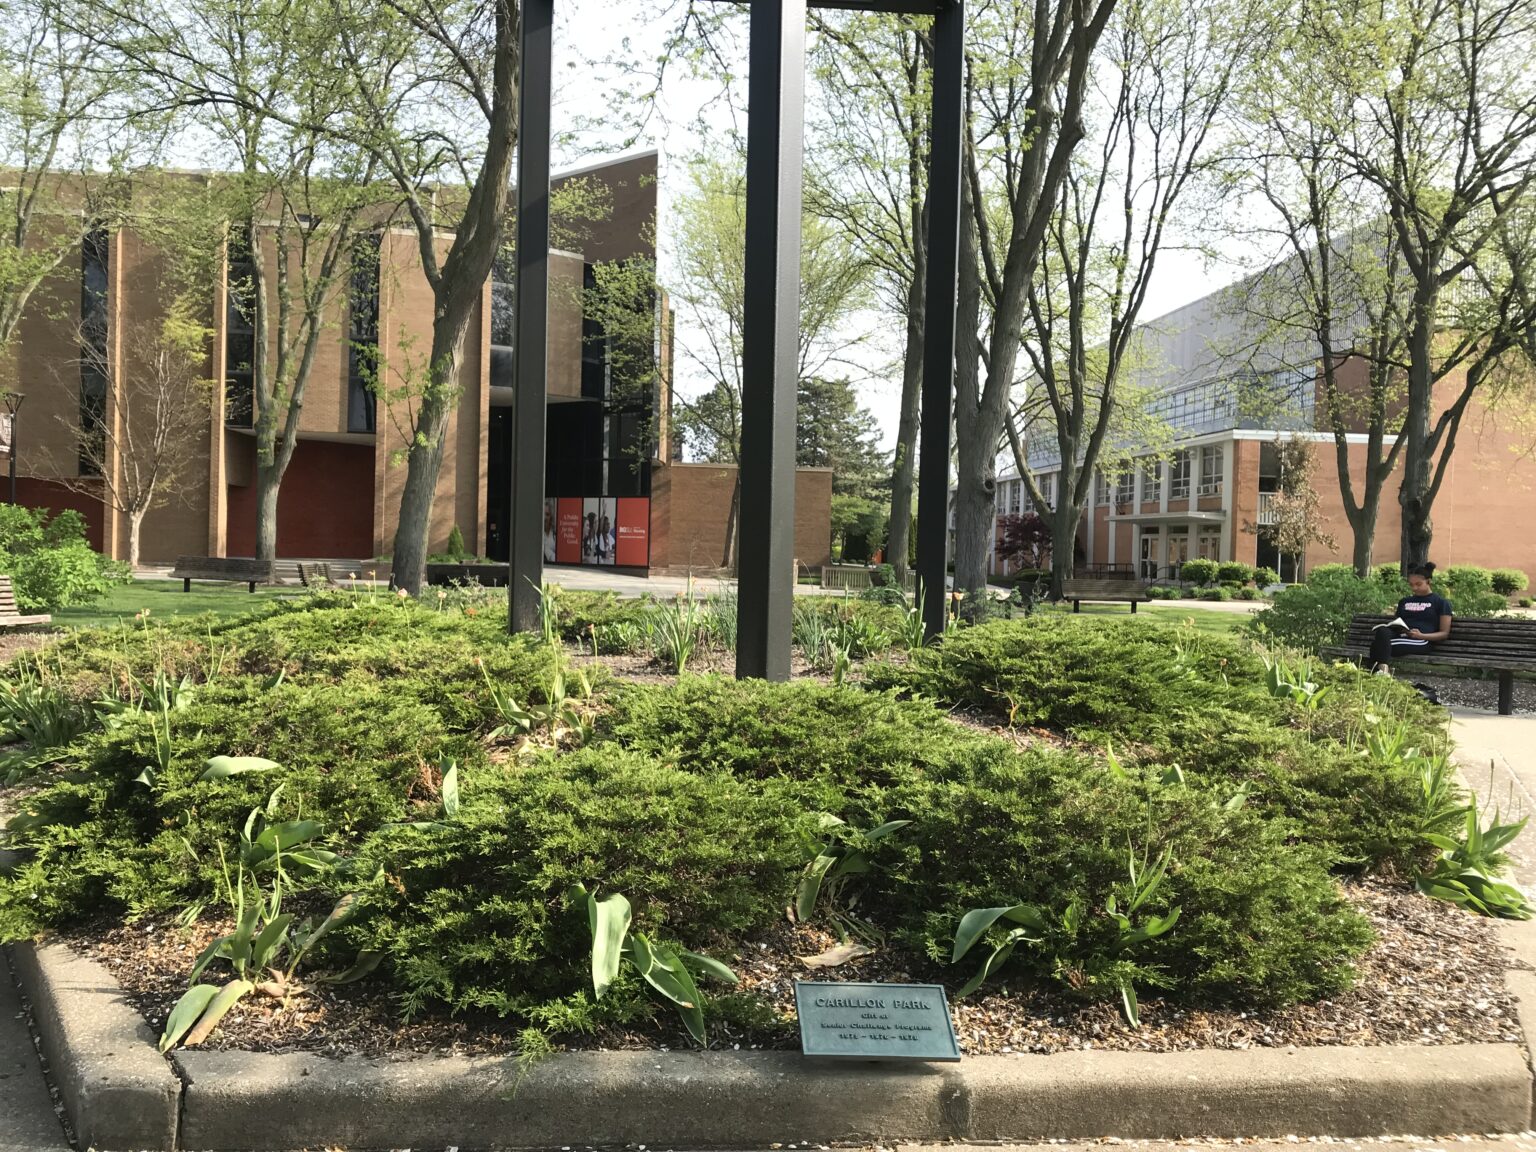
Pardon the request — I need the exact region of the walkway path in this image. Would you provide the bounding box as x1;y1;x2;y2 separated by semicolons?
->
0;951;67;1151
1451;709;1536;972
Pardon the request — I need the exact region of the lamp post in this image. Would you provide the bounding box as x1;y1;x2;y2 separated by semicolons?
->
1;391;22;505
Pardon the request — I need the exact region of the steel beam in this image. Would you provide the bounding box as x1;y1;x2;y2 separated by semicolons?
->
735;0;807;681
509;0;554;633
701;0;939;12
916;0;964;639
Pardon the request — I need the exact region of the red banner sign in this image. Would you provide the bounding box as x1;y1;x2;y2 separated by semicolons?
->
615;498;651;567
555;498;583;565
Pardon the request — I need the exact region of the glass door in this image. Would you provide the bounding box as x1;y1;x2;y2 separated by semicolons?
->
1139;531;1159;580
1167;530;1190;580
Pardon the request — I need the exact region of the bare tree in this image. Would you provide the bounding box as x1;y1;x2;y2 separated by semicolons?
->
1316;0;1536;568
0;0;138;365
83;0;391;562
950;0;1119;599
808;11;931;580
1002;0;1249;600
46;316;212;568
670;150;872;567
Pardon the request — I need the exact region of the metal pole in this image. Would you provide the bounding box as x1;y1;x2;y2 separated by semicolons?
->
509;0;553;634
916;0;964;639
735;0;806;681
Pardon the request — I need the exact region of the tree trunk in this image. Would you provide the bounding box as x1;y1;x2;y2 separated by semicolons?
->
1048;461;1080;601
1398;302;1436;569
887;198;929;584
128;509;144;571
723;472;741;572
951;183;997;598
254;465;282;561
391;322;465;594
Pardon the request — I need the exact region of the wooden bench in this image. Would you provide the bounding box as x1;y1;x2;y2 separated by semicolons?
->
168;556;277;594
1322;613;1536;715
1062;577;1150;613
296;562;339;588
0;576;51;628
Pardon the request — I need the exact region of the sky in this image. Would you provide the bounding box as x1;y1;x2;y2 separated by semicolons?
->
546;3;1249;456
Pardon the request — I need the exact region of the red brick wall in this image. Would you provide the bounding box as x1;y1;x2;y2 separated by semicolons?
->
13;478;106;552
225;440;375;558
648;462;833;571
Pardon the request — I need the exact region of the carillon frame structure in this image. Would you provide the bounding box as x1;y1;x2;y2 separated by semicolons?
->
509;0;966;680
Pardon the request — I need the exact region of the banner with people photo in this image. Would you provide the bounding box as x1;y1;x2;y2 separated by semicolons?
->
545;496;649;568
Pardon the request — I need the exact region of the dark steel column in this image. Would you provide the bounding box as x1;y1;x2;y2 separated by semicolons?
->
735;0;807;681
916;0;964;639
510;0;554;634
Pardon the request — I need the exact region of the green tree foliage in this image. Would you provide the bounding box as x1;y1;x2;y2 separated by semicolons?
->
0;0;138;363
807;10;931;579
1293;0;1536;569
796;376;890;557
670;150;872;566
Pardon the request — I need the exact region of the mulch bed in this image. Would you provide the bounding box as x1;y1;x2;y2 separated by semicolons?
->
59;876;1519;1060
19;642;1527;1060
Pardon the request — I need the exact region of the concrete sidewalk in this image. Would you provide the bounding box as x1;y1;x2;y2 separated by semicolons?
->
1450;709;1536;976
0;951;68;1151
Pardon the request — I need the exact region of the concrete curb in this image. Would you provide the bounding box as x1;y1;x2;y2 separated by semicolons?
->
15;936;1536;1150
9;940;181;1151
168;1043;1531;1151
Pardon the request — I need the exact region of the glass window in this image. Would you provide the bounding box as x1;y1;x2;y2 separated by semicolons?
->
347;234;380;434
1141;458;1162;503
1169;450;1191;499
1198;526;1222;560
1095;470;1111;504
1039;472;1056;511
1199;444;1225;496
1114;470;1134;506
225;237;255;428
79;229;109;475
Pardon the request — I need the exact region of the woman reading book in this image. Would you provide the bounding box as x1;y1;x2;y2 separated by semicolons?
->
1369;561;1453;675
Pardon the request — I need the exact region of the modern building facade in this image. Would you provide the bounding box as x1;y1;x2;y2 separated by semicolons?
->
980;284;1536;582
2;153;834;573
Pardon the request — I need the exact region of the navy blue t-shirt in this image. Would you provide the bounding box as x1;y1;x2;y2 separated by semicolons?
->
1397;592;1453;637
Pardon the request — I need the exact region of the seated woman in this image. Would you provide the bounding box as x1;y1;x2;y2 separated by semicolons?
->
1370;561;1453;675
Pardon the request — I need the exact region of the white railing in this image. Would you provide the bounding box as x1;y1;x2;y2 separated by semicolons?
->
1257;491;1279;525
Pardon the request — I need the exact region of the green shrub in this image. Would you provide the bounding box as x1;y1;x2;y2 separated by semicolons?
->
1307;563;1357;583
1247;569;1397;650
891;752;1373;1005
1200;586;1232;601
863;618;1433;874
1442;565;1493;597
445;524;466;558
1522;597;1534;608
1492;569;1530;597
0;506;128;612
1254;566;1280;588
350;748;816;1022
1235;587;1260;601
1373;563;1400;586
0;674;462;939
1216;561;1255;585
1180;558;1218;585
1146;585;1181;600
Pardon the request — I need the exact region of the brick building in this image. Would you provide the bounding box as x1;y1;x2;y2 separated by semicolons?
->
2;153;833;573
977;283;1536;582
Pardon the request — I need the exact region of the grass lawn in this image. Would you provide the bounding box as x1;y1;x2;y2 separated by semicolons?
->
53;578;305;629
1034;599;1253;634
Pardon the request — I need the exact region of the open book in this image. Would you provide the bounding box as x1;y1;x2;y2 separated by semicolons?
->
1373;617;1410;634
